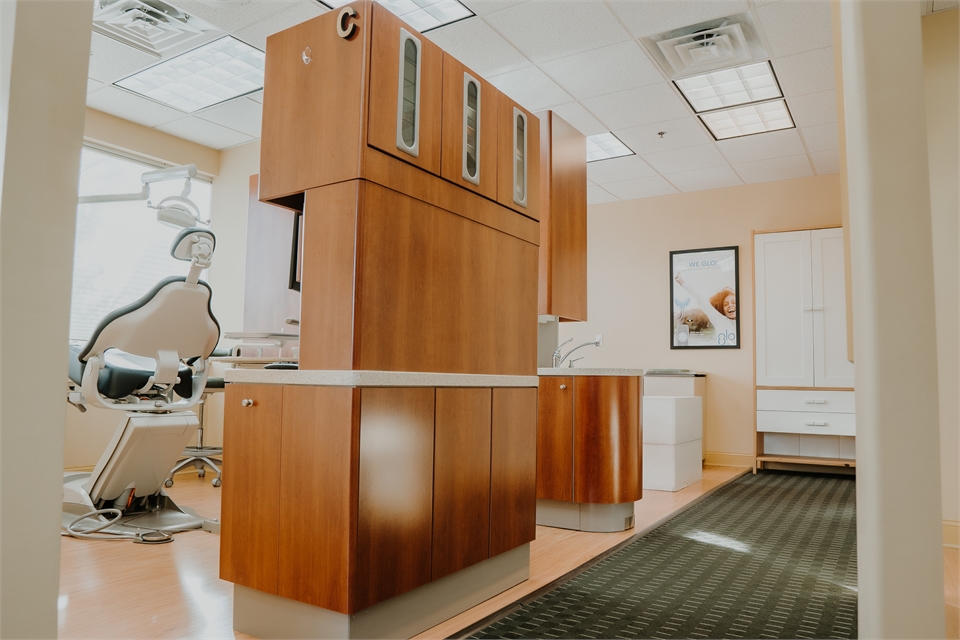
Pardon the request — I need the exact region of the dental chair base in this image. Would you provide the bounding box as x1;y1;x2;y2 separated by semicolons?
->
62;411;205;541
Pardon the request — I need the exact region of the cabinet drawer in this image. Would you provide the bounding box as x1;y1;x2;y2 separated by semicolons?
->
757;410;855;437
757;389;855;414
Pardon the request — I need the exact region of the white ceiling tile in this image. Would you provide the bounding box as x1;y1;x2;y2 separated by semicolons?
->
615;117;713;155
642;143;727;174
248;90;264;104
664;165;742;192
757;0;833;57
88;32;160;84
87;78;105;94
734;153;813;183
169;0;298;34
195;97;263;137
587;155;657;184
483;1;631;63
602;175;678;200
800;122;838;152
787;89;838;127
426;18;531;76
773;47;835;97
540;41;663;101
581;83;690;131
811;148;841;173
156;116;255;150
487;66;572;111
233;0;328;50
544;102;608;136
461;0;531;16
588;184;620;204
87;86;185;127
607;0;749;38
933;0;959;10
716;128;804;164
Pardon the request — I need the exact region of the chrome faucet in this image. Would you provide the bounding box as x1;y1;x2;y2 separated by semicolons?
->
555;339;601;367
552;338;573;368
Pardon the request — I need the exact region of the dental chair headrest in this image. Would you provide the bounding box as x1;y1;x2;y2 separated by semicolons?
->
171;227;215;261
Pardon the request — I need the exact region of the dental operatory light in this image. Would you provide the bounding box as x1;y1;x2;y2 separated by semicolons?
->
77;163;209;229
114;36;264;113
320;0;474;32
586;132;635;163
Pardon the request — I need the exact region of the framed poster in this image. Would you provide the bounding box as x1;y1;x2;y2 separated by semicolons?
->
670;246;740;349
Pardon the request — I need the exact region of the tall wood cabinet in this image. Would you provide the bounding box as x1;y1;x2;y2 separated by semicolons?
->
754;228;856;471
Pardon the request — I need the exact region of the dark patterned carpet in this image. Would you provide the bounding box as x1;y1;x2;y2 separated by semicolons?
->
471;473;858;639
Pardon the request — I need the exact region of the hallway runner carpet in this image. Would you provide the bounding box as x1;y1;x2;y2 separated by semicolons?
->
471;472;857;640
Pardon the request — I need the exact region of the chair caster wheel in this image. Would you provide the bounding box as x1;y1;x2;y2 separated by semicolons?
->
212;478;221;488
164;479;174;488
198;469;206;478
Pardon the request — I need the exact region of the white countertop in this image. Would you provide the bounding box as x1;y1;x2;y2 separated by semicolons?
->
225;369;538;387
537;367;644;377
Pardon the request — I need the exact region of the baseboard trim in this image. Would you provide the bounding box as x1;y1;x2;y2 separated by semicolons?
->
944;520;959;548
704;452;754;468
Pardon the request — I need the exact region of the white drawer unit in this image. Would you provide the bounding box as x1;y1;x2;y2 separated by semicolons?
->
757;410;856;437
757;389;855;414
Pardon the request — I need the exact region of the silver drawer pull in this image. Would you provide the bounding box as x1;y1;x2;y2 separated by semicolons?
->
241;399;254;407
559;384;566;390
804;399;828;404
804;420;828;427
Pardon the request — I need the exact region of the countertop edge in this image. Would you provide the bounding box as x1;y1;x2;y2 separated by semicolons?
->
224;369;539;387
537;368;644;377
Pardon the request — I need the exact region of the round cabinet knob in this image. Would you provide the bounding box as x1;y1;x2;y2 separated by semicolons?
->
241;399;254;407
559;384;566;390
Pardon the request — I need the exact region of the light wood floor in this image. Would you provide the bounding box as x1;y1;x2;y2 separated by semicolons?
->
58;467;959;639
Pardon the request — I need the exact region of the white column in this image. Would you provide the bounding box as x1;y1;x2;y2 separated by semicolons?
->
838;1;946;638
0;2;92;637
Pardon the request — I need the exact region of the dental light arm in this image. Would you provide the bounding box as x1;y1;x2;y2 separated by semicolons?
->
76;164;207;227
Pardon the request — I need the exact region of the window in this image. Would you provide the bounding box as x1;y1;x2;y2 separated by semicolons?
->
513;108;527;207
396;29;421;156
69;147;212;341
462;74;480;184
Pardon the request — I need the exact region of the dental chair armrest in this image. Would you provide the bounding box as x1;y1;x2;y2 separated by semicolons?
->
80;356;210;413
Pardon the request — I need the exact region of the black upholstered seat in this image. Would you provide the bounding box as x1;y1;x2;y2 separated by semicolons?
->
68;344;193;400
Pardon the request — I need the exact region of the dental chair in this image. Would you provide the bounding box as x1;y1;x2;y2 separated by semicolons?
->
64;227;219;543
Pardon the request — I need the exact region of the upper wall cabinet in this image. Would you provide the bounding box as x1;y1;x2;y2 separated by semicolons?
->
497;93;540;221
440;53;498;200
537;111;586;321
367;4;442;175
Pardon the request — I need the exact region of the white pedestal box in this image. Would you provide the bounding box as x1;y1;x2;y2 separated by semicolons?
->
642;396;703;492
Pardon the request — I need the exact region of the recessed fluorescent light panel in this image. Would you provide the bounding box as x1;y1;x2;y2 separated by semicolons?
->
114;36;264;113
586;132;635;163
321;0;474;32
699;99;795;140
675;61;782;113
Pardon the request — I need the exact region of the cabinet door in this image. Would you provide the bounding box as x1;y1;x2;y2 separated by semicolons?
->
366;4;442;175
490;387;538;557
573;376;642;504
432;388;491;580
220;384;284;594
537;376;573;501
353;387;435;611
497;93;540;220
755;231;815;387
440;54;498;200
811;228;855;388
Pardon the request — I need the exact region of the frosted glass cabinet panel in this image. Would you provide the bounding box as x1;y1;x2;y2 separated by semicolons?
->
755;231;815;387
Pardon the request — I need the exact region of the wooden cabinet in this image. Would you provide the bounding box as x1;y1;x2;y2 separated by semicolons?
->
440;54;499;200
367;5;443;175
297;180;539;376
754;227;856;472
221;383;536;615
536;375;642;504
497;93;540;220
537;111;587;321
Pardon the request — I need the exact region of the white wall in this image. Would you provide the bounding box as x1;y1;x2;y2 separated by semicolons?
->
0;2;92;635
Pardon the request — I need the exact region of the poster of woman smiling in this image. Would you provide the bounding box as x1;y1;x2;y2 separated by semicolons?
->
670;246;740;349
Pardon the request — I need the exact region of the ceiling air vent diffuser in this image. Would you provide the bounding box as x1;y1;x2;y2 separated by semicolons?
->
640;12;768;79
93;0;221;57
